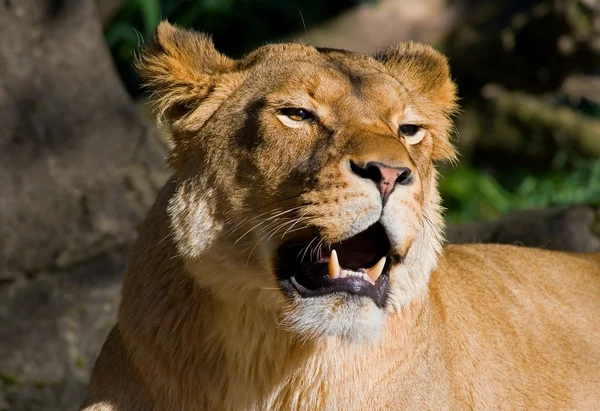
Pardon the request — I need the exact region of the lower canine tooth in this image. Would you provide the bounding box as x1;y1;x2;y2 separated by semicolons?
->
329;249;341;279
366;257;386;283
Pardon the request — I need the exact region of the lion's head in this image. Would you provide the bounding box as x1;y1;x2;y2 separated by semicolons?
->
138;22;458;342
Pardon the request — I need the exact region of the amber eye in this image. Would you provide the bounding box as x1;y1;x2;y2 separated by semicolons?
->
399;124;421;137
399;124;426;144
279;108;313;122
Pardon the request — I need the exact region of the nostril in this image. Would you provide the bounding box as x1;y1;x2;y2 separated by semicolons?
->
349;160;382;183
350;161;413;185
349;160;414;204
395;167;413;186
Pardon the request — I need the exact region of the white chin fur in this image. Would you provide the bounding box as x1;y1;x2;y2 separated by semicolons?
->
280;294;385;343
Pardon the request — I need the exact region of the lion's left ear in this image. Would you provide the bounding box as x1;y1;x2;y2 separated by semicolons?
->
375;42;458;162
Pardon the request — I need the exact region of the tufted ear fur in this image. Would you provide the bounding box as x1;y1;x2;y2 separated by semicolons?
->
136;21;241;167
374;42;458;162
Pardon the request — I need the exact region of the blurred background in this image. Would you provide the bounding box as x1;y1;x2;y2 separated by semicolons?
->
0;0;598;410
105;0;600;222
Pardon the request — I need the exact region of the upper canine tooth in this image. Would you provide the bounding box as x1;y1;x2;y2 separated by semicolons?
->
367;256;386;283
329;249;341;279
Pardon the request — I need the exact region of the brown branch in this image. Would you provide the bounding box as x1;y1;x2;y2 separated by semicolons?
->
482;84;600;156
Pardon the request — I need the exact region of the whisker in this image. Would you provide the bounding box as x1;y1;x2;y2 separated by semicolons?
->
255;194;303;210
244;207;309;246
268;220;299;241
300;236;318;263
281;210;311;239
150;230;174;249
245;222;289;266
276;217;311;241
234;219;275;244
234;208;304;244
313;237;326;260
218;243;256;265
227;207;283;235
295;0;307;34
264;205;305;221
229;205;305;237
256;219;289;242
282;225;311;236
245;218;298;266
422;213;442;242
245;241;262;267
256;217;288;235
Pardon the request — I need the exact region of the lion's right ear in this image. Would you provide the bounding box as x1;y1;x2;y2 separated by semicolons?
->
136;21;237;130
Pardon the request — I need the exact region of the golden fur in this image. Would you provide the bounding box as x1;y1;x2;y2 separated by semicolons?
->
81;22;600;410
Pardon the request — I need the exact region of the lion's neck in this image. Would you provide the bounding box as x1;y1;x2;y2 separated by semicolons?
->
203;297;326;408
121;252;433;410
177;221;441;409
198;290;431;410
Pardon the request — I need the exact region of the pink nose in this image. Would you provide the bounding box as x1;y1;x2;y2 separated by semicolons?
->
350;161;413;205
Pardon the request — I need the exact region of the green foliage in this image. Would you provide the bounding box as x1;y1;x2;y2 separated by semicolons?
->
441;153;600;223
105;0;371;95
0;372;20;386
104;1;600;224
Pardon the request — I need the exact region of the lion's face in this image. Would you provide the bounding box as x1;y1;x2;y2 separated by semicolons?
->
139;23;457;341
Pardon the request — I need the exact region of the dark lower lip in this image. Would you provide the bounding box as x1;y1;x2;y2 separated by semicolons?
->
289;265;391;306
276;249;395;307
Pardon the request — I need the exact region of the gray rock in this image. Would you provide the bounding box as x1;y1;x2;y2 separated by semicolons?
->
0;252;124;411
0;0;167;279
0;1;166;409
447;204;600;252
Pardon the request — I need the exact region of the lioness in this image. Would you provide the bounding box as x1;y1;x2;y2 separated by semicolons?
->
81;22;600;410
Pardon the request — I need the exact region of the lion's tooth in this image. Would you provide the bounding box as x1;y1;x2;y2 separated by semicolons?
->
367;256;386;283
329;249;340;279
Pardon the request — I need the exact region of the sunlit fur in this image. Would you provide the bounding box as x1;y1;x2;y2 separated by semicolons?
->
131;22;459;344
81;22;600;411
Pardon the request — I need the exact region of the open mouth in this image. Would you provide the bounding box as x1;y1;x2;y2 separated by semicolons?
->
276;222;394;307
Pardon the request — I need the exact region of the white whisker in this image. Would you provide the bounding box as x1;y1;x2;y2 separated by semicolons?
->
300;236;318;263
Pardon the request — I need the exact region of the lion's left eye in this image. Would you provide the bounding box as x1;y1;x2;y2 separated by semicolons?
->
399;124;426;144
399;124;420;136
279;108;313;122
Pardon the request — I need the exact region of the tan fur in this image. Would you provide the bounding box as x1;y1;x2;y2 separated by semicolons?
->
81;22;600;410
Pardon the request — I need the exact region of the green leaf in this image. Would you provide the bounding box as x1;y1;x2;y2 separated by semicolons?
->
105;22;140;48
136;0;162;37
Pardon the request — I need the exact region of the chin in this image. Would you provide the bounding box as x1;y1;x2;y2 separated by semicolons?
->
280;293;387;343
275;221;406;342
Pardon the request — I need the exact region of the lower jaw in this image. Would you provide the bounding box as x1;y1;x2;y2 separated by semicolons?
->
279;273;391;308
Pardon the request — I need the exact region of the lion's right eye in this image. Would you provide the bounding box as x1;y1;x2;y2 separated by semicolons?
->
277;108;315;128
279;108;314;121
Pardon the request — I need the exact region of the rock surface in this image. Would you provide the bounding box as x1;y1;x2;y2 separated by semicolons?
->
0;253;124;411
447;204;600;252
0;0;167;282
0;1;166;409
